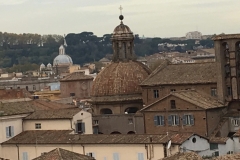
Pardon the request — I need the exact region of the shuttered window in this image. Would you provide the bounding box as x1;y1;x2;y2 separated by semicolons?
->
168;115;179;126
23;152;28;160
182;115;194;126
113;153;120;160
6;126;14;138
154;116;165;126
138;153;144;160
75;122;85;134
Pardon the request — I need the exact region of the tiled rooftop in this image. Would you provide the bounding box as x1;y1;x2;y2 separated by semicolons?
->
24;108;81;120
60;72;93;82
0;99;75;116
141;90;224;111
212;153;240;160
141;62;216;86
2;130;193;145
33;148;95;160
161;152;202;160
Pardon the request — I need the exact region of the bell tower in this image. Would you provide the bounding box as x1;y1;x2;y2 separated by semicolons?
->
213;34;240;103
111;6;136;62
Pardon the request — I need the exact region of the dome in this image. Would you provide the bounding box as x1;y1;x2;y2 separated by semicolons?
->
53;54;73;66
40;63;45;68
91;61;150;100
47;63;52;68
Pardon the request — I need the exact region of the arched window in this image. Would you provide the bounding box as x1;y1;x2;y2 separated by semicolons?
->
100;108;113;115
111;131;121;134
125;107;139;114
127;131;135;134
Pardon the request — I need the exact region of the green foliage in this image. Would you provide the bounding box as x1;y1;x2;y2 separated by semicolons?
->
0;31;214;72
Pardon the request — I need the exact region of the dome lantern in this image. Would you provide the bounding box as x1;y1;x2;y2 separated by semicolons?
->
111;6;136;62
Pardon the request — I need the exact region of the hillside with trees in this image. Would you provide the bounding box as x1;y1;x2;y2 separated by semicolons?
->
0;31;214;72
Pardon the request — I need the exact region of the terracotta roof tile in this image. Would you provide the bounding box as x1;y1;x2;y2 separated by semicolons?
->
209;137;229;144
2;130;176;145
141;62;216;86
141;90;224;111
161;152;202;160
33;148;95;160
212;153;240;160
60;72;93;82
24;108;81;120
0;100;75;116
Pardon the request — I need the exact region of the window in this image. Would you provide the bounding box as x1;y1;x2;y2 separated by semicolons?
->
170;89;176;92
70;93;75;97
86;152;95;158
168;115;179;126
75;121;85;134
153;90;159;98
232;119;239;126
211;88;217;96
23;152;28;160
210;143;218;150
227;87;232;96
33;85;36;90
154;116;165;126
192;137;196;143
183;115;194;126
113;153;120;160
138;153;144;160
128;118;133;124
6;126;14;138
35;123;41;129
170;100;176;109
94;120;99;125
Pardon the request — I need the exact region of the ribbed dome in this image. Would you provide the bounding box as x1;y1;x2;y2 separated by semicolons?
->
91;61;150;98
53;55;73;66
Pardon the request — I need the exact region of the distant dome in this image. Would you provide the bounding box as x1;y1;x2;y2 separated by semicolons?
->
53;44;73;66
40;63;45;68
47;63;52;68
53;55;73;66
91;61;150;99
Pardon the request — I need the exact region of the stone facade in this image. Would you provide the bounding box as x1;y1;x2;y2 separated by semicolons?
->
60;72;93;99
141;90;225;136
0;78;59;92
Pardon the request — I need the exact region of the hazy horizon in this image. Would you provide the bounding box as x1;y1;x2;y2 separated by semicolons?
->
1;0;239;37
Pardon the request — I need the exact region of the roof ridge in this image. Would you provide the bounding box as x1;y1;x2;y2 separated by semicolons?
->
58;148;64;160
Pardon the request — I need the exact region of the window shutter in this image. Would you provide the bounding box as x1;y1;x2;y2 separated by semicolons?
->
161;116;165;126
23;152;28;160
75;123;78;133
113;153;119;160
176;115;179;125
154;116;158;126
81;122;85;133
138;153;144;160
190;115;194;125
182;115;186;126
6;127;9;138
92;153;95;158
11;126;14;137
168;116;172;126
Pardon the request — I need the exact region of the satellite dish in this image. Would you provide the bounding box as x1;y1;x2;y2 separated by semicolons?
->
167;140;172;149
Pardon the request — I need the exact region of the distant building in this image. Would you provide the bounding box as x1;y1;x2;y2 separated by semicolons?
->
186;31;202;40
60;71;93;99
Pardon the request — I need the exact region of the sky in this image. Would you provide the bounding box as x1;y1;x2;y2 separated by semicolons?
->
0;0;240;38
